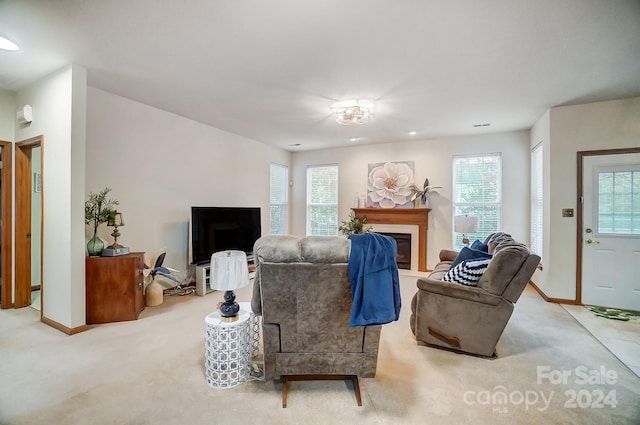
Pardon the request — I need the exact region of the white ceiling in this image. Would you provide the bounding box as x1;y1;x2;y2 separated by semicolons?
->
1;0;639;151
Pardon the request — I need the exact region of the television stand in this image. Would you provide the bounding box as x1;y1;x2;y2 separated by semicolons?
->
195;263;215;296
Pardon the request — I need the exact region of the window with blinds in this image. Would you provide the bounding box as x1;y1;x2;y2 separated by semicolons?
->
452;153;502;248
307;164;338;236
269;163;288;235
531;145;543;258
598;168;640;235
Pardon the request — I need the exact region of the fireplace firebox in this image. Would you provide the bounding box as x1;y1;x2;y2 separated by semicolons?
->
378;232;411;270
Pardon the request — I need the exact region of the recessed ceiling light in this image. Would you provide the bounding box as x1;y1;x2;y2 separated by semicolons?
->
409;131;417;136
349;137;360;142
0;35;19;51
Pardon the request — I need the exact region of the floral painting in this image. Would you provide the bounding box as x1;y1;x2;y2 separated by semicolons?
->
367;161;416;208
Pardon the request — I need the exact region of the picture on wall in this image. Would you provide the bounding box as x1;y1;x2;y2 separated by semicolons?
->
367;161;415;208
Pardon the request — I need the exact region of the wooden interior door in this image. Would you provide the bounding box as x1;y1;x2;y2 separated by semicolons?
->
0;141;13;309
15;136;43;309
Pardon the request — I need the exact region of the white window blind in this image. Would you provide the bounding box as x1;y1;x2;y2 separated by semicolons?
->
452;153;502;248
307;165;338;236
269;163;288;235
531;145;543;258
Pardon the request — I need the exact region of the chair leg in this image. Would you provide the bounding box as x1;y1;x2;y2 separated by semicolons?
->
280;375;361;407
282;376;288;408
351;375;362;406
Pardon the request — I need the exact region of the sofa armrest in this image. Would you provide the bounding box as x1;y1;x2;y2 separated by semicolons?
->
416;277;503;306
439;249;459;262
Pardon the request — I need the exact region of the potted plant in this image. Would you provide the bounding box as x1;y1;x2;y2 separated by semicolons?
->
339;212;373;235
85;187;119;256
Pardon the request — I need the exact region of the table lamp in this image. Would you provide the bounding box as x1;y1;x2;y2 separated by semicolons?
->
106;212;125;249
211;250;249;322
454;214;479;246
102;212;130;256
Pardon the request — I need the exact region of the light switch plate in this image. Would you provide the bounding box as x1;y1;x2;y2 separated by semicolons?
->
562;208;574;218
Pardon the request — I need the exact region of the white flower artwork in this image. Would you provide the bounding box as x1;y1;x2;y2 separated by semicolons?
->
367;161;416;208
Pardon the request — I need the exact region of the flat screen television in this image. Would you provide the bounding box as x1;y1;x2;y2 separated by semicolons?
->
190;206;261;265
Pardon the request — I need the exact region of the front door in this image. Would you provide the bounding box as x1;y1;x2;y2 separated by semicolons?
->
581;152;640;311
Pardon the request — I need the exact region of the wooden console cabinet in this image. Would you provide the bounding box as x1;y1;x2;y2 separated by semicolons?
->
85;252;145;324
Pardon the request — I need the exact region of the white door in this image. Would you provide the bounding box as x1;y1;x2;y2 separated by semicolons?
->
582;153;640;311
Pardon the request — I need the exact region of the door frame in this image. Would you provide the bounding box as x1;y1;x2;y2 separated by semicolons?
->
0;140;13;309
576;147;640;305
15;136;43;313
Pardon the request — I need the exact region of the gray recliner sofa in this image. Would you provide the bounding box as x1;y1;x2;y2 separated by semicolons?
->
251;235;382;407
409;232;540;357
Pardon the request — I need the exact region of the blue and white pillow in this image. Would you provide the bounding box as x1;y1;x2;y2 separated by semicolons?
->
443;258;491;286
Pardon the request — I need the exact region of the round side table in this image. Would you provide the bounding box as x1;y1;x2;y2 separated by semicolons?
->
204;308;252;389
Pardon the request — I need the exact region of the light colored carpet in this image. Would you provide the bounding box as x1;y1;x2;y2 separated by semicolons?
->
1;275;639;425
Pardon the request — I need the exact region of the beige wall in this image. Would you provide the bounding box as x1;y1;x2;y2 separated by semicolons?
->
86;87;292;273
15;65;87;328
291;130;531;269
538;96;640;300
0;89;15;141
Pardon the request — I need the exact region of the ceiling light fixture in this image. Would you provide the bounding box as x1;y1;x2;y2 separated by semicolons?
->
0;35;19;51
409;131;417;136
331;99;374;125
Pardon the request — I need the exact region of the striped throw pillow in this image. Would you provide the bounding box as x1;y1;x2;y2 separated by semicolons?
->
443;258;492;286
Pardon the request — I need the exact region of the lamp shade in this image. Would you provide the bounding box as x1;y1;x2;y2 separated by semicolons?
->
210;250;249;291
454;215;479;234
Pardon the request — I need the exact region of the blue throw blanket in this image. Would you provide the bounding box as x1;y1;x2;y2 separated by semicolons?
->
348;233;401;327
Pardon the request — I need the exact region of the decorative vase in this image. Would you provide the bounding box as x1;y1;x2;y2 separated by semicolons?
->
145;280;164;307
414;196;429;208
87;231;104;256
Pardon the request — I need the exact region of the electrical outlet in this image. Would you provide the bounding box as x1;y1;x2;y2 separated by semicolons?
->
562;208;574;218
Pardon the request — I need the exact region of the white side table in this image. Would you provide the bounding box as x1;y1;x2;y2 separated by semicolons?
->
204;308;252;389
238;302;261;358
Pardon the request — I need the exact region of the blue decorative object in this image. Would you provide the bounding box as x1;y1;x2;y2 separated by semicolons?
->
347;233;401;327
470;239;489;252
443;258;492;286
450;246;492;269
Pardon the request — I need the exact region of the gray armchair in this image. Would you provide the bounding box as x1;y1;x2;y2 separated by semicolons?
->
251;235;382;407
410;233;540;357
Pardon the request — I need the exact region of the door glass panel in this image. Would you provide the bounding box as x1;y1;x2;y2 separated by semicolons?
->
597;168;640;235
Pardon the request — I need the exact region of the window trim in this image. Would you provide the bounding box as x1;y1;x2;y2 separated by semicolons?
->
306;164;339;236
531;143;543;258
451;152;502;249
269;163;289;235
